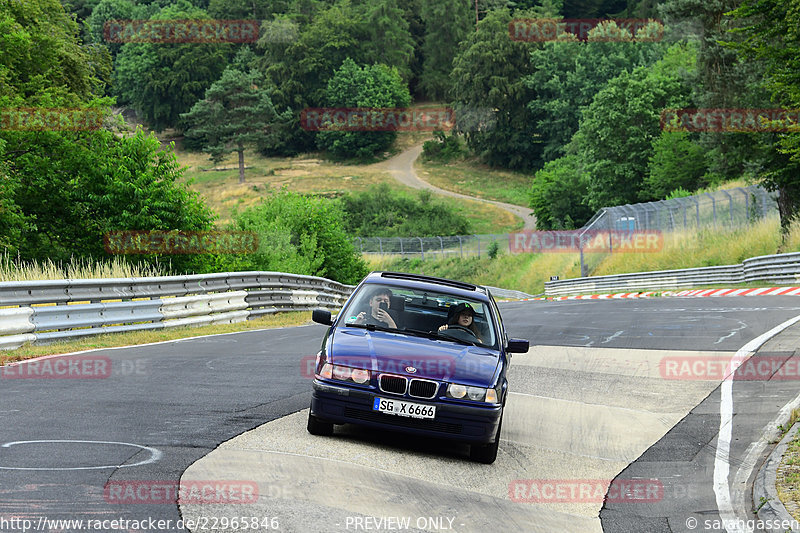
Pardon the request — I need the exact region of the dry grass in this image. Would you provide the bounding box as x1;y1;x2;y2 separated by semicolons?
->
176;145;522;232
592;216;783;276
415;158;532;207
0;253;169;282
0;312;312;364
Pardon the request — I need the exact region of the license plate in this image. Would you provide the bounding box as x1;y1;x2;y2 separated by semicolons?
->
373;397;436;419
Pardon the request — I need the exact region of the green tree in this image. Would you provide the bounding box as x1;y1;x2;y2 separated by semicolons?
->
233;190;368;284
419;0;472;100
529;154;594;229
85;0;135;57
645;131;707;199
316;58;411;160
576;43;696;208
4;128;214;268
0;0;110;103
181;67;290;183
360;0;415;82
729;0;800;233
450;9;540;170
112;1;230;131
525;22;665;164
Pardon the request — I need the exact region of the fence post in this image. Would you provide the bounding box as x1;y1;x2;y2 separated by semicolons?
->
474;234;480;257
438;236;443;257
458;236;463;258
400;238;404;257
721;189;734;227
378;237;383;255
418;237;424;259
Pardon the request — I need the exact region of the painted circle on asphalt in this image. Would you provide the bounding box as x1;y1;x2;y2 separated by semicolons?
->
0;440;162;470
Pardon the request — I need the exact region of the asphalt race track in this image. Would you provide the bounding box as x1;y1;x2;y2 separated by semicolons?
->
2;296;800;532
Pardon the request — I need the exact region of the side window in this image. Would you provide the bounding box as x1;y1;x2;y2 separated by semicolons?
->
490;298;507;347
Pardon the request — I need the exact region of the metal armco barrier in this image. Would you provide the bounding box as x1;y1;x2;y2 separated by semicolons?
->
0;272;354;350
545;251;800;296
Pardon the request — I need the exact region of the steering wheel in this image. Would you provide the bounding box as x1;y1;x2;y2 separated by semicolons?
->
445;325;478;338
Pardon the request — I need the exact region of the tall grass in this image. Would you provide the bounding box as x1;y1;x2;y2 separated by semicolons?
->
592;216;783;276
0;254;169;282
366;216;800;293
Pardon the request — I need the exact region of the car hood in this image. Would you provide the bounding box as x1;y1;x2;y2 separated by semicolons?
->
329;327;500;387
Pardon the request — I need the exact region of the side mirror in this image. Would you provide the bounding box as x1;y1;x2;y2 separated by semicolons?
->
507;338;529;353
312;308;332;326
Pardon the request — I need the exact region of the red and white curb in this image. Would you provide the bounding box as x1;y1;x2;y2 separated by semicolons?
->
666;287;800;297
539;287;800;301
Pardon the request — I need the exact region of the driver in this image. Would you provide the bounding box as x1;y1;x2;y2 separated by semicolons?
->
439;302;482;342
355;287;398;329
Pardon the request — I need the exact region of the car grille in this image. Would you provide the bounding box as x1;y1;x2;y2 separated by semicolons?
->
344;408;463;435
408;379;438;399
379;375;407;395
379;375;439;399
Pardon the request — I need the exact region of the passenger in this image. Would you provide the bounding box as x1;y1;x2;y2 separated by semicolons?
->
439;302;482;342
355;287;398;329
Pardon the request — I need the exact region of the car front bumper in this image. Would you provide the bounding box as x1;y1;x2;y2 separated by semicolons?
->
311;379;502;444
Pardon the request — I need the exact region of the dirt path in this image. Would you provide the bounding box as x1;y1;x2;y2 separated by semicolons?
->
374;144;537;230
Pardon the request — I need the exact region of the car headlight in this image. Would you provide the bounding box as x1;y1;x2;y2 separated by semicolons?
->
318;363;371;385
446;383;500;404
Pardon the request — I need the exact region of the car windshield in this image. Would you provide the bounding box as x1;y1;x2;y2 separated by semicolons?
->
339;283;497;348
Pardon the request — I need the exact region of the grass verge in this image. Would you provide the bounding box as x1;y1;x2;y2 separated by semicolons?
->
415;158;531;206
0;312;312;364
776;410;800;522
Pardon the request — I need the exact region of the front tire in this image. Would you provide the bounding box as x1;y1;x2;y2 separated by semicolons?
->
307;412;334;436
470;414;502;464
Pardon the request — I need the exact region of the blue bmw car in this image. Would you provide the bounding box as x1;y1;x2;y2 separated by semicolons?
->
308;271;529;464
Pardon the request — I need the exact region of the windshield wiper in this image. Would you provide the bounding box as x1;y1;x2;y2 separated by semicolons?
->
402;328;442;340
344;322;400;333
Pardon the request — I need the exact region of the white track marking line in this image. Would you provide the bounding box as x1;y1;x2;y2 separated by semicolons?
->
714;313;800;533
0;440;162;471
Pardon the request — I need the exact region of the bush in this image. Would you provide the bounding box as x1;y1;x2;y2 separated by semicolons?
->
487;241;499;259
227;190;368;284
645;131;707;200
422;131;467;162
529;155;595;230
316;59;411;160
338;184;471;237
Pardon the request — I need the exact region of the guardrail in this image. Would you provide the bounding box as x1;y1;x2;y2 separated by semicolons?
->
545;252;800;296
0;272;353;350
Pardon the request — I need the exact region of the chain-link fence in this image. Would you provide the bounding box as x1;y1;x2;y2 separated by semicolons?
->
353;185;778;262
575;185;777;275
354;234;510;259
579;186;775;233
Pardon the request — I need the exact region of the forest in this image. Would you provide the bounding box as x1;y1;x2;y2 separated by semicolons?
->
1;0;798;283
